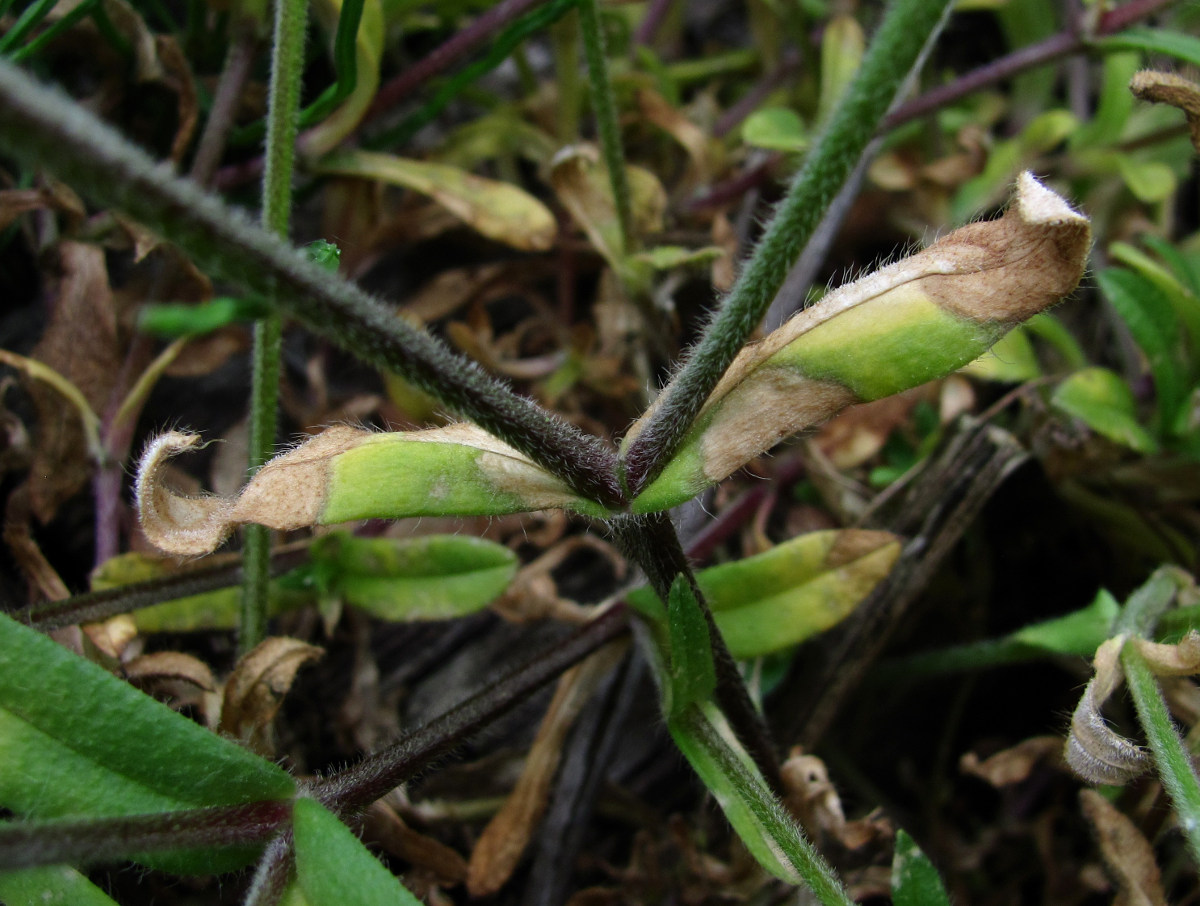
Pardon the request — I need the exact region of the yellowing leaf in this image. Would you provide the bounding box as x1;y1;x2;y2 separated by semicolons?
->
304;0;385;158
318;150;556;251
629;530;901;658
818;16;865;127
549;145;667;269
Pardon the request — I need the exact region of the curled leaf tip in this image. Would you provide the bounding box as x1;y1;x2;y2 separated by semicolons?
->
137;424;610;557
136;432;236;556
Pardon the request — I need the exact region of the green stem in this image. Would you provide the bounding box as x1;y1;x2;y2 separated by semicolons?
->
620;0;953;496
577;0;634;256
672;704;854;906
242;0;308;655
1122;642;1200;868
0;61;622;508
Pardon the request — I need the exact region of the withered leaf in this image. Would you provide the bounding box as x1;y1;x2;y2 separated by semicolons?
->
27;241;120;522
219;637;323;756
1066;637;1152;786
1130;70;1200;153
960;736;1065;787
466;646;623;896
1079;789;1167;906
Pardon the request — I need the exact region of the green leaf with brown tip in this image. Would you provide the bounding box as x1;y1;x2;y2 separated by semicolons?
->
629;530;900;659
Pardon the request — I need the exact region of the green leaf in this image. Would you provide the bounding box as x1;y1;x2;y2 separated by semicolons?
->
1025;312;1086;369
629;531;900;659
0;613;295;872
1052;367;1160;454
1010;588;1122;655
665;576;717;714
303;532;518;621
1069;53;1139;149
742;107;808;152
818;15;865;127
961;326;1041;382
1109;241;1200;355
1097;268;1188;434
293;798;423;906
0;865;121;906
891;830;951;906
630;245;724;272
1094;27;1200;69
665;702;853;902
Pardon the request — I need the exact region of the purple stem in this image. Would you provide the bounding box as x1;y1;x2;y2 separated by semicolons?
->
0;801;292;870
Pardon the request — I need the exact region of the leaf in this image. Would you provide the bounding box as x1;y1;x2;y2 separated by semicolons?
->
818;15;865;127
1097;267;1188;434
318;150;556;251
306;532;518;621
466;649;618;896
1109;240;1200;352
626;173;1090;512
549;144;668;271
0;613;295;873
674;531;899;659
891;830;952;906
1131;70;1200;153
1095;27;1200;70
742;108;808;152
666;577;716;713
219;638;324;755
1079;789;1167;906
1068;53;1139;149
136;425;609;556
303;0;385;158
293;798;424;906
961;326;1041;382
1051;367;1160;454
0;865;122;906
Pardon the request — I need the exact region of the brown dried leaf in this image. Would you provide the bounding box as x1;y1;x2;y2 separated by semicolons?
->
4;484;70;602
124;650;216;690
1066;637;1152;785
813;386;935;470
550;145;667;267
960;736;1065;787
364;801;467;886
1079;789;1167;906
466;645;624;896
1130;70;1200;152
219;637;323;755
1132;631;1200;676
27;242;120;522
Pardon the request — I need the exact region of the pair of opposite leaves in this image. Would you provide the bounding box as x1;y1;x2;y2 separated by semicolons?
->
138;172;1091;556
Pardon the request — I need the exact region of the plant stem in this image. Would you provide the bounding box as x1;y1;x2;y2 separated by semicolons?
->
1122;642;1200;867
240;0;308;656
609;513;783;792
190;26;259;186
674;704;854;906
0;61;624;508
620;0;954;497
18;547;310;631
577;0;634;256
317;604;630;811
0;801;292;870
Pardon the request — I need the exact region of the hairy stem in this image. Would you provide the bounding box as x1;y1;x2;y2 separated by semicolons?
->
241;0;308;656
16;547;310;631
316;604;630;811
1122;642;1200;868
620;0;953;496
0;801;292;870
0;61;623;508
578;0;634;256
609;513;783;792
